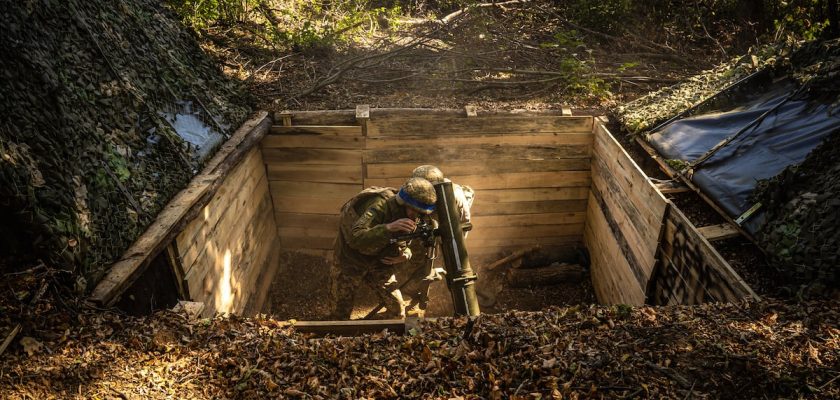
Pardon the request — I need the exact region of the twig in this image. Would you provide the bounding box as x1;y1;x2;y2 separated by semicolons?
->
3;263;46;277
0;324;22;356
486;246;539;271
439;0;532;25
644;361;692;388
819;373;840;390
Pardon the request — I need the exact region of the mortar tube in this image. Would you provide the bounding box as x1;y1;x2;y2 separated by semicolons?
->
433;182;480;316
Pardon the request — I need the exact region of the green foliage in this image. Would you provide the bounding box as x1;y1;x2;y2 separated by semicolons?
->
167;0;405;51
560;0;632;34
772;0;830;40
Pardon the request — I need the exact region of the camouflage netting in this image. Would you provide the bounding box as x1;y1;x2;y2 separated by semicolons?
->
614;42;795;134
753;129;840;294
614;38;840;294
0;0;252;288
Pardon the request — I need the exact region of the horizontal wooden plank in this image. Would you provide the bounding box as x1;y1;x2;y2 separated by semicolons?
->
468;223;584;241
261;134;364;149
272;195;348;214
278;226;337;239
269;181;362;199
364;171;591;190
697;223;741;241
262;148;361;164
364;144;590;164
367;116;593;136
278;235;336;250
471;199;588;216
266;164;362;183
475;187;589;203
471;212;586;227
365;159;590;178
270;125;362;136
274;213;340;228
365;132;592;148
655;180;690;194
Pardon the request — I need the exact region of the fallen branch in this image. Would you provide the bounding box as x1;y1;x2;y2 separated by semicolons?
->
0;324;21;357
506;263;585;287
486;246;539;271
439;0;532;25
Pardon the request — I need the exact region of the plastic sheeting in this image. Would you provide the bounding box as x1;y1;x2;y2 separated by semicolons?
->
159;100;225;161
648;77;840;234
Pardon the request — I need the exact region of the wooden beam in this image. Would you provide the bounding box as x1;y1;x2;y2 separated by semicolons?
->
284;319;408;336
655;180;690;194
697;223;741;241
269;125;362;136
89;112;273;307
633;136;758;244
465;105;477;117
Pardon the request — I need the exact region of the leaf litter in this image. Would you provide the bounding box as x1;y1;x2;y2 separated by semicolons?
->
1;268;838;399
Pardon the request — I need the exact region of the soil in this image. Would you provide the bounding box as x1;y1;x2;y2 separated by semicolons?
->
266;249;596;320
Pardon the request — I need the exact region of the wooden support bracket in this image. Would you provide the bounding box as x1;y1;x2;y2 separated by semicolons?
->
278;110;293;127
356;104;370;136
464;105;478;117
561;107;572;116
655;180;691;194
633;136;757;244
698;223;741;241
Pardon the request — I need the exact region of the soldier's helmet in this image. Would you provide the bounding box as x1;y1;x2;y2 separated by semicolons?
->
396;177;437;214
411;165;445;184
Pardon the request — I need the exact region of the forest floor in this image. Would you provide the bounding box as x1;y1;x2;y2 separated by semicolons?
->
0;271;838;399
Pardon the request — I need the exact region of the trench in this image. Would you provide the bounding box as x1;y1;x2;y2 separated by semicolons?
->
92;109;758;329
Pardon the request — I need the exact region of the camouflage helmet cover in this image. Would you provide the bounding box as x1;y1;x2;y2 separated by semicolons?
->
411;165;445;184
396;177;437;214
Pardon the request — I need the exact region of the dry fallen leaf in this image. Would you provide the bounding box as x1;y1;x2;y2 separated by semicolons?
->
19;337;43;356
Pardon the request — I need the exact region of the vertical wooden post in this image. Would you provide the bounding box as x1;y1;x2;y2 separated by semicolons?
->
355;104;370;136
561;107;572;116
464;105;477;117
278;110;293;127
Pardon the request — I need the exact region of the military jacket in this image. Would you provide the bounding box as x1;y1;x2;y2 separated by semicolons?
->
335;187;409;271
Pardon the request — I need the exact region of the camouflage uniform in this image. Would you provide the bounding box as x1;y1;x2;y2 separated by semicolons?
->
329;187;410;319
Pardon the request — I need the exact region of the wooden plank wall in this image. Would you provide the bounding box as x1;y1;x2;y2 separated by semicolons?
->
647;205;758;304
584;118;669;305
261;110;594;262
365;114;594;259
585;118;756;305
262;124;364;251
174;147;280;316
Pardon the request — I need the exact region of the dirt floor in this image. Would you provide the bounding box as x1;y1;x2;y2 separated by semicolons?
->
265;248;596;321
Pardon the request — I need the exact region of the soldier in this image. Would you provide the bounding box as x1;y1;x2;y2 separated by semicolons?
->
329;177;437;320
401;165;475;314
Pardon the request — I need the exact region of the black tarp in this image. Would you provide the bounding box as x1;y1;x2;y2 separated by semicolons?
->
648;77;840;233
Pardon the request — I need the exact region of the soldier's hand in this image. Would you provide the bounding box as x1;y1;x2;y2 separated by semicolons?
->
385;218;416;233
